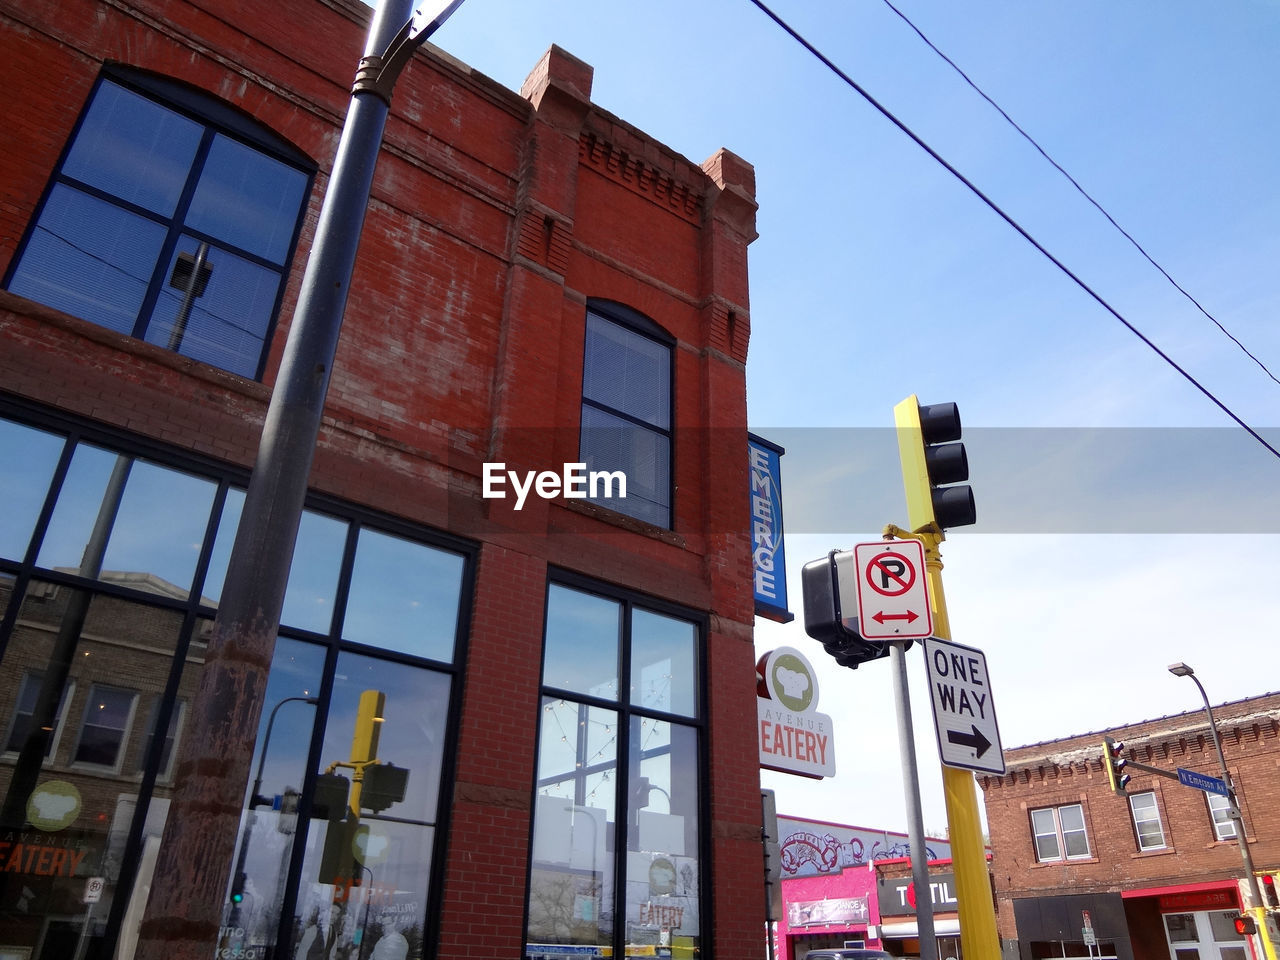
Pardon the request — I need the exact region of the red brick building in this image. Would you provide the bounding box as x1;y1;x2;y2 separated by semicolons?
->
979;692;1280;960
0;1;766;958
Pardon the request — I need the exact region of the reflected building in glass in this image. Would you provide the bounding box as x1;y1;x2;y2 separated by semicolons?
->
0;3;765;960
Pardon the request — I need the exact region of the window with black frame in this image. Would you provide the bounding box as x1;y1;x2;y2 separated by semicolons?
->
0;409;469;960
4;69;312;379
527;579;704;960
579;303;673;528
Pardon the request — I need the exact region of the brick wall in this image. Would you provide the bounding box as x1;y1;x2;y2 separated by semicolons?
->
0;0;765;957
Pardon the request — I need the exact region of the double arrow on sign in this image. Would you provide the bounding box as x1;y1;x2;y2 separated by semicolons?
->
871;609;921;625
946;724;994;759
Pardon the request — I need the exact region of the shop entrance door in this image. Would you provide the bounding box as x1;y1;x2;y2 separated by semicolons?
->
1163;911;1252;960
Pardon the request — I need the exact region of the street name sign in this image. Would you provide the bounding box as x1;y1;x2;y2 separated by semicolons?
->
1176;767;1229;797
849;540;933;640
924;637;1005;774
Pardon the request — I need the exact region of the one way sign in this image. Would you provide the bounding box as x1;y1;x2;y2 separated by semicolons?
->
924;637;1005;775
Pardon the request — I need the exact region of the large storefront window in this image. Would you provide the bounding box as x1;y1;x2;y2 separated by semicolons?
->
0;408;470;960
526;579;705;960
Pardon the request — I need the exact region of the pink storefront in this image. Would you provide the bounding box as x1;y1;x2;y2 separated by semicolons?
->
773;816;954;960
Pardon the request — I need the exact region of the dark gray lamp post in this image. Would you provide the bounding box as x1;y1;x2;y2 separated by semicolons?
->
136;3;465;957
1167;663;1267;926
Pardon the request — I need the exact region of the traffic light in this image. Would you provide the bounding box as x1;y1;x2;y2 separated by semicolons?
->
361;762;409;813
1233;915;1256;936
317;817;366;886
801;551;892;669
1260;871;1278;909
229;871;246;905
312;772;351;820
1103;737;1130;795
894;396;976;531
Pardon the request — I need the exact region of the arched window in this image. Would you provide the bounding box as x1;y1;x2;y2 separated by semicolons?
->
5;68;314;379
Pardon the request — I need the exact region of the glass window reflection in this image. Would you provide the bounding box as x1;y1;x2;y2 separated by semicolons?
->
543;585;621;701
290;651;452;960
100;459;216;597
343;527;465;661
529;697;617;951
0;417;65;563
202;486;246;605
630;609;697;717
627;719;699;952
280;510;348;634
36;443;126;574
7;75;309;379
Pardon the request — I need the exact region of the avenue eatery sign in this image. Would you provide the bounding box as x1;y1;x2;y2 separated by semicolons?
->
757;647;835;779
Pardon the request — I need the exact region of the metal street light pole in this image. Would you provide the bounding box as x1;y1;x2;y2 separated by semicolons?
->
1167;662;1271;954
135;3;465;957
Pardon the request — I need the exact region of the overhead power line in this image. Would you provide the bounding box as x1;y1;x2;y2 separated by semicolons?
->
745;0;1280;462
878;0;1280;389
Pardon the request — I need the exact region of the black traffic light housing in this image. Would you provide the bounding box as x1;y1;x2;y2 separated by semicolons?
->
1259;872;1278;909
361;762;409;813
895;397;977;531
1103;737;1130;795
1233;915;1256;936
801;550;896;669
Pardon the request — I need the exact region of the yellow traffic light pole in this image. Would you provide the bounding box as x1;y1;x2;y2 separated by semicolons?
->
893;396;1000;960
328;689;386;814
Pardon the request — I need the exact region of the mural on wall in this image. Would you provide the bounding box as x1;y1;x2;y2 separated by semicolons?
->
777;817;950;878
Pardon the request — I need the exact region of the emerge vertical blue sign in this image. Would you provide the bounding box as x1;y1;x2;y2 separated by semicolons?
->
749;434;793;623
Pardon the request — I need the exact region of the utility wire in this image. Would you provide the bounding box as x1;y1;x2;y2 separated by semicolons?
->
879;0;1280;388
746;0;1280;462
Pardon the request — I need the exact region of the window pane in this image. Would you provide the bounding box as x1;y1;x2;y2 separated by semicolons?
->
0;584;185;957
1058;804;1085;832
8;183;167;334
101;459;217;598
0;417;65;562
289;651;452;960
4;671;71;758
581;405;670;527
530;697;617;950
222;637;326;949
74;684;137;767
631;609;697;718
37;444;128;574
201;486;245;605
627;719;700;953
583;314;670;429
1033;832;1061;861
62;80;202;217
144;236;282;377
1063;826;1090;858
1208;793;1237;839
186;134;308;263
343;528;464;661
280;510;348;634
1210;911;1247;941
543;585;621;700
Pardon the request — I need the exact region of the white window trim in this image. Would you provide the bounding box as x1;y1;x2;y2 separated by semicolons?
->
1129;790;1167;851
71;683;139;774
1031;803;1091;862
1206;792;1237;841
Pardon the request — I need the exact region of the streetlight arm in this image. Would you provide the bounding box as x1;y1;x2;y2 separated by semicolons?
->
353;0;467;105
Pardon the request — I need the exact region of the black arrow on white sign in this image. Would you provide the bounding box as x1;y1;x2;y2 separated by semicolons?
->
947;724;992;758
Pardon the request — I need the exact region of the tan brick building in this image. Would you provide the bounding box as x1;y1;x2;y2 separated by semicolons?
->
979;692;1280;960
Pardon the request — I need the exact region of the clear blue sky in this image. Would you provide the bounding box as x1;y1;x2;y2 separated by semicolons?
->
405;0;1280;833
